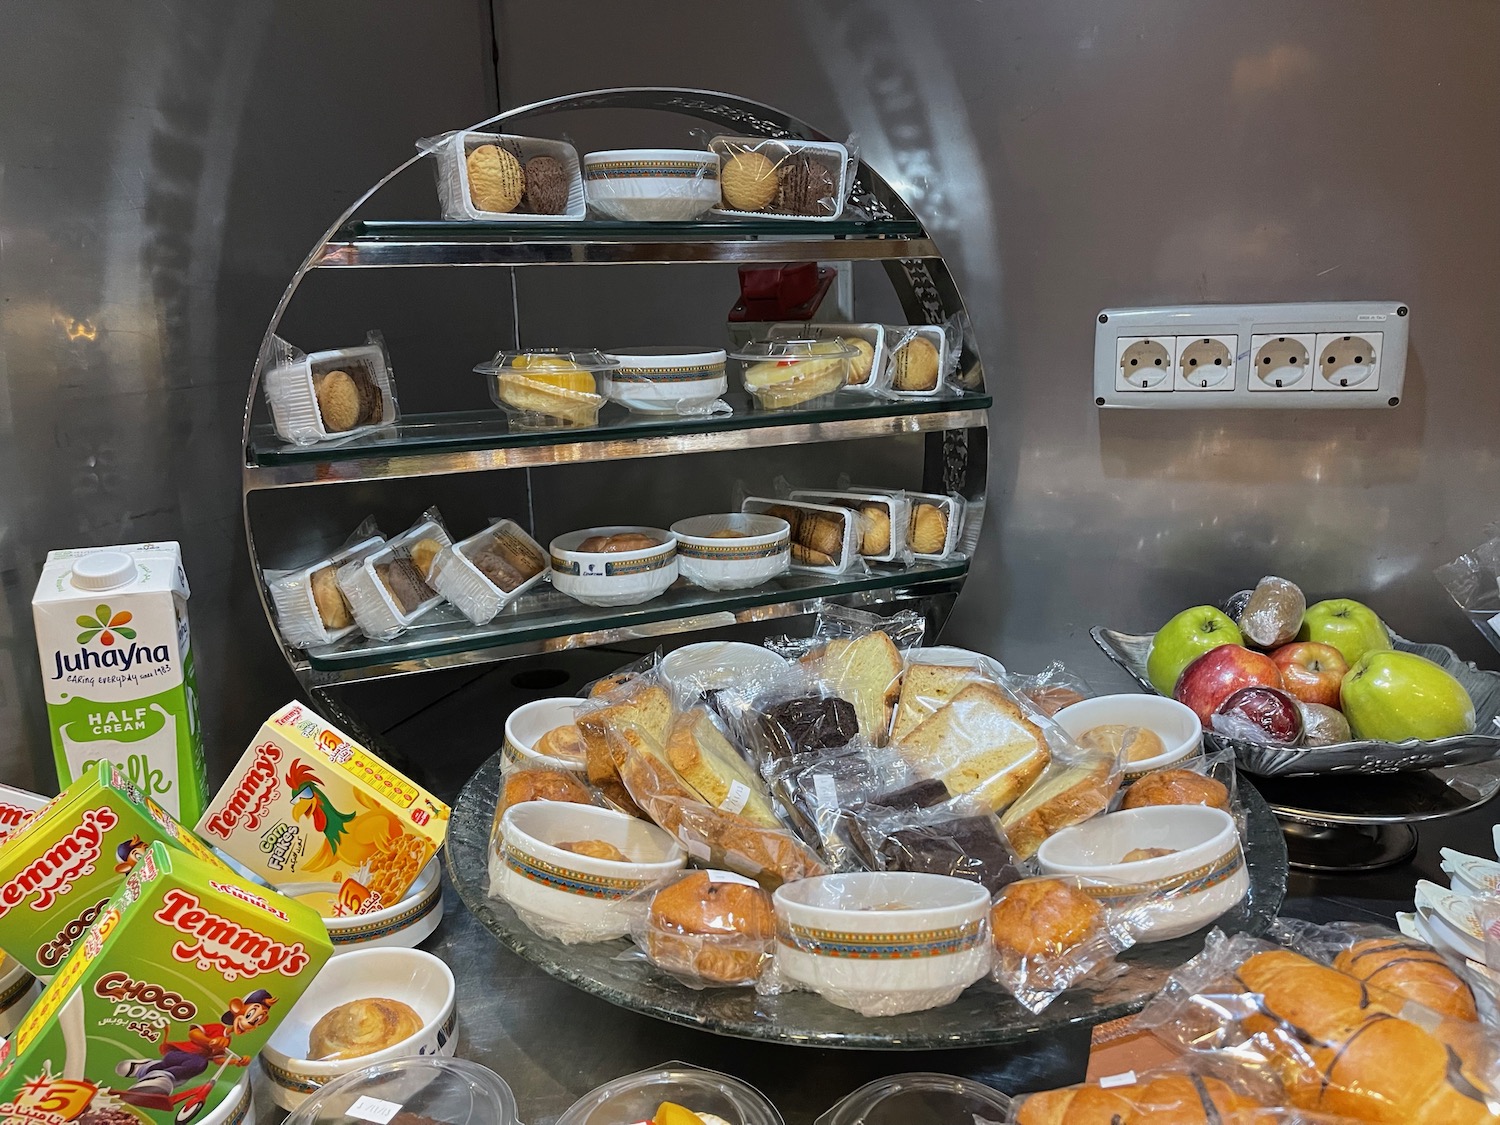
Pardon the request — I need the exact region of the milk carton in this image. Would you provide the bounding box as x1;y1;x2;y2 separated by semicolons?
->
32;543;208;824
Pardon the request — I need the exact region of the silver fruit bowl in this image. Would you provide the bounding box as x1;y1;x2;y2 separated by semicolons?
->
1091;626;1500;777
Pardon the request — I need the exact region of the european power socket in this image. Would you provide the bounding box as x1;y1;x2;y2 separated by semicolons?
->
1248;333;1315;391
1314;332;1382;391
1116;336;1174;392
1174;336;1237;391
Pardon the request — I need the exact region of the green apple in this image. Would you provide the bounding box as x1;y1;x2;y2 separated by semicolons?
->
1340;650;1476;742
1146;606;1244;696
1299;598;1392;667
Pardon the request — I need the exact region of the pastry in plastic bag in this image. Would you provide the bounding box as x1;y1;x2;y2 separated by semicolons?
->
1333;936;1478;1022
1013;1066;1270;1125
664;708;781;829
640;869;776;987
1011;662;1094;717
578;681;674;808
892;335;941;392
891;661;991;743
1121;768;1231;813
999;754;1119;860
755;693;860;764
523;155;569;215
989;877;1135;1014
895;682;1050;813
871;814;1020;895
804;629;905;746
910;502;949;554
1238;576;1307;649
721;150;779;211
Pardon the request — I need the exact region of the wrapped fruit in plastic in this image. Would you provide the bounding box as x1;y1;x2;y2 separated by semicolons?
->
1237;576;1307;649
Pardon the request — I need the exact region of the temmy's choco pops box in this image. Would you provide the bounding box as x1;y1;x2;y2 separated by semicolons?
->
31;543;208;825
196;702;450;917
0;785;51;845
0;841;331;1125
0;764;230;979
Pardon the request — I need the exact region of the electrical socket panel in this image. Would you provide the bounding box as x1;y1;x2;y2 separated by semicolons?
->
1094;301;1408;409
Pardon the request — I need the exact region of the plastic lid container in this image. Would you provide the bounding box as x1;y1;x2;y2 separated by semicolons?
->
727;338;858;363
815;1073;1011;1125
473;347;622;375
284;1057;519;1125
557;1062;783;1125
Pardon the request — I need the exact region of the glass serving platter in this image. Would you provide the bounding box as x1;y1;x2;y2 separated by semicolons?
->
445;750;1287;1050
1092;626;1500;778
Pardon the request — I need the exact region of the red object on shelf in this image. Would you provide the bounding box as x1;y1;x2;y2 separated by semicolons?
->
728;263;836;322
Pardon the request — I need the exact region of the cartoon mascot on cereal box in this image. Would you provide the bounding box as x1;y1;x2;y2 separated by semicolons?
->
115;989;272;1104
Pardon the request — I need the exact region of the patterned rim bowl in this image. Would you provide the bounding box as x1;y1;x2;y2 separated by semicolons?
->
1037;805;1247;943
549;526;678;608
201;1075;253;1125
660;640;790;710
601;347;728;414
583;148;720;221
502;697;586;773
260;948;457;1111
772;872;992;1017
1052;694;1203;779
499;801;686;941
279;856;445;953
670;514;791;591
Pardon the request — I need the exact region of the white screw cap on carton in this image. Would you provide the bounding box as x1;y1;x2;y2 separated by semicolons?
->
69;551;138;591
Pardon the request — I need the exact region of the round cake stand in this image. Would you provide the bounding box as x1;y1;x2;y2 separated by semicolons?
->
445;751;1288;1050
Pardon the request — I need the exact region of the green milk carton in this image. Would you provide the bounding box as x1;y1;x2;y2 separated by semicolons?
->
32;543;208;825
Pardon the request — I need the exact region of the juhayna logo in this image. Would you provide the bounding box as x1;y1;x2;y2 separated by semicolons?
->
51;603;170;679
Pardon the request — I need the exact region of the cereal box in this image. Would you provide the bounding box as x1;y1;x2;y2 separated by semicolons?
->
196;702;449;917
0;841;331;1125
0;785;52;846
0;764;230;979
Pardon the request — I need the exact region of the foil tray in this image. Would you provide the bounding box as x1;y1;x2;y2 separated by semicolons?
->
1091;626;1500;778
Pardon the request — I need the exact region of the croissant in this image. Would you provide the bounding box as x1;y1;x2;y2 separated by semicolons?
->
308;998;422;1061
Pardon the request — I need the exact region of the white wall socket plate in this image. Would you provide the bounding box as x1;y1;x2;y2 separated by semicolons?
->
1094;301;1408;409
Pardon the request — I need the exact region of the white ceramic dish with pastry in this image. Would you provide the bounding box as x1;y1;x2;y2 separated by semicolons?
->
281;857;444;954
498;801;686;942
502;696;587;772
583;148;720;221
0;953;41;1037
671;513;791;592
260;947;457;1111
1052;694;1202;778
1036;805;1247;942
549;526;678;607
601;347;728;414
660;640;790;710
772;872;992;1017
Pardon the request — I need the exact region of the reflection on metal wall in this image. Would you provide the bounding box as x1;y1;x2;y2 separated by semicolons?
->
497;0;1500;682
0;1;498;792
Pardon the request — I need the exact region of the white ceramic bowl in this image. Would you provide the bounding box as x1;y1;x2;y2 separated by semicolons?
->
601;347;729;414
502;696;587;772
260;948;457;1111
1036;806;1247;942
0;954;40;1037
203;1076;254;1125
549;526;677;608
279;858;444;953
772;872;992;1017
660;641;789;710
671;514;791;592
1053;694;1202;777
583;148;720;221
498;801;686;942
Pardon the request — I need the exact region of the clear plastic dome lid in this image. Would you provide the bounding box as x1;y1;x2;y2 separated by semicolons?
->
814;1073;1011;1125
727;338;859;362
473;348;622;375
284;1057;519;1125
556;1063;783;1125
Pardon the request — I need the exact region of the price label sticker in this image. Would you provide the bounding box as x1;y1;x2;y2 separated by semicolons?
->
1098;1071;1137;1089
349;1096;403;1123
708;869;760;887
812;774;838;807
720;780;751;815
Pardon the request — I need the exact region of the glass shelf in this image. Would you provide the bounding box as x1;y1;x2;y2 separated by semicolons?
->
317;218;936;267
245;390;992;487
298;560;969;681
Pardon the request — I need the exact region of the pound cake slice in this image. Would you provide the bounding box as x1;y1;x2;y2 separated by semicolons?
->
810;630;904;746
891;663;988;744
898;683;1050;813
999;757;1119;860
666;709;782;829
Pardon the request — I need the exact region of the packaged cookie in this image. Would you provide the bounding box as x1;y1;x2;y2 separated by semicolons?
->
884;323;960;398
769;321;893;395
789;487;911;564
742;496;862;575
264;519;386;649
335;508;452;640
851;487;966;561
631;869;777;989
419;130;585;220
428;518;548;625
707;135;853;220
263;332;398;446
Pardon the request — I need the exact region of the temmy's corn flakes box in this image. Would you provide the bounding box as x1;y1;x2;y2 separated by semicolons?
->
196;702;449;917
0;785;51;845
0;841;331;1125
0;765;230;979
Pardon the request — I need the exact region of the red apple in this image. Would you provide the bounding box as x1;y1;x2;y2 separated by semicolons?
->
1213;686;1304;745
1271;641;1350;709
1174;644;1285;729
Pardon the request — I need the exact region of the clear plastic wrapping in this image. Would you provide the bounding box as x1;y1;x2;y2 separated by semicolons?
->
743;496;866;575
265;520;385;648
794;608;926;746
1117;746;1239;828
1009;661;1096;717
555;1063;782;1125
998;743;1122;861
487;764;603;898
789;487;912;564
731;337;858;410
769;322;894;396
1009;1057;1287;1125
419;130;586;220
428;518;547;625
263;331;398;446
816;1073;1012;1125
848;800;1021;894
708;135;854;220
631;868;777;988
473;348;617;429
1437;532;1500;655
583;147;721;222
335;507;452;640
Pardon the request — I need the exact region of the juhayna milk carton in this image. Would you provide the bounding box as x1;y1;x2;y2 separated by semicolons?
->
0;763;230;979
32;543;208;825
0;841;331;1125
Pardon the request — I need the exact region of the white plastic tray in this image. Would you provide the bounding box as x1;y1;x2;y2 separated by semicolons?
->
430;130;586;221
268;534;386;649
265;342;396;446
430;520;548;625
336;519;452;640
742;496;860;575
707;135;850;221
788;488;909;563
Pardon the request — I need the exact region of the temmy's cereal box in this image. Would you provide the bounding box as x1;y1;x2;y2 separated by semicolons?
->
0;841;331;1125
196;702;449;917
0;764;230;979
0;785;51;846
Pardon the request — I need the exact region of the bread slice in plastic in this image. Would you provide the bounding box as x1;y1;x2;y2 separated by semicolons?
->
897;683;1050;813
666;710;782;829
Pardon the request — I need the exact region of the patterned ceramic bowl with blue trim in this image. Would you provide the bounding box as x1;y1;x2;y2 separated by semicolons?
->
201;1075;254;1125
499;801;686;942
502;697;587;773
602;347;728;414
550;526;677;607
279;857;445;954
1052;694;1203;780
1037;805;1247;942
583;148;720;221
772;872;992;1017
670;513;791;592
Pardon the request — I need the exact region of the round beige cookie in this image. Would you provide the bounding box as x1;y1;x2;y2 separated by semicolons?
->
467;143;524;213
313;369;362;432
893;336;941;392
910;503;948;554
721;150;779;211
842;336;876;385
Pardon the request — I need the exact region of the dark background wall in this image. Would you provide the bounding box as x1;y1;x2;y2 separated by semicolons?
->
2;0;1497;794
